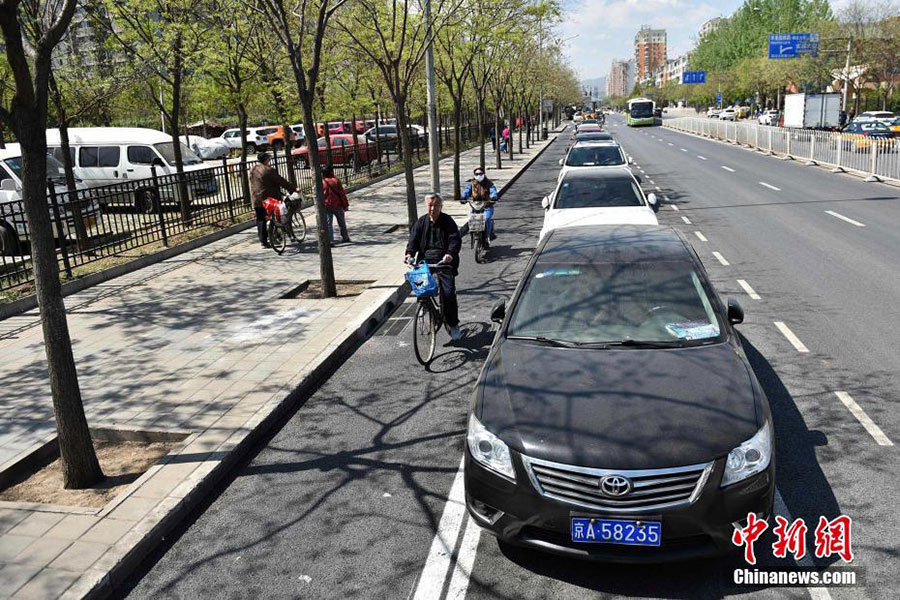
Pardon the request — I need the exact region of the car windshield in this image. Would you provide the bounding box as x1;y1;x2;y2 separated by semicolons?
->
862;122;890;132
630;103;653;118
555;175;643;209
5;154;66;183
507;260;723;345
566;146;624;167
154;142;203;165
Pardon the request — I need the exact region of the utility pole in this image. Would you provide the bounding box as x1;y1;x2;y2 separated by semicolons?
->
842;36;852;113
424;0;440;192
538;14;544;140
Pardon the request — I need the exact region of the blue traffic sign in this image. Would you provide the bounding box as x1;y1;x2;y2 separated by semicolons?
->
682;71;706;84
768;33;820;59
715;92;722;106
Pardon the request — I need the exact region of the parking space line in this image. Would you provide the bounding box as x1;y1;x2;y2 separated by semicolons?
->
712;251;730;266
721;166;736;172
825;211;866;227
668;142;674;146
444;517;482;599
834;392;893;446
681;148;688;152
681;216;692;224
773;490;834;600
737;279;761;300
694;231;708;242
697;155;707;160
774;321;809;353
759;182;781;191
412;457;467;600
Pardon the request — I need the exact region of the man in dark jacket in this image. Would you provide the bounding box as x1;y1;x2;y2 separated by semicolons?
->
405;193;463;340
250;152;297;247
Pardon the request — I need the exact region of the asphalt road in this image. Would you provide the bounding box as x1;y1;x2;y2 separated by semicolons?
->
118;120;894;600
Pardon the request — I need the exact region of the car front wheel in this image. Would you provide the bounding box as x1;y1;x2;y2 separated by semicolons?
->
0;221;18;256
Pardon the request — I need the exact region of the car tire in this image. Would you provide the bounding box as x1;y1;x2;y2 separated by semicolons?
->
135;189;159;215
246;143;257;155
0;221;18;256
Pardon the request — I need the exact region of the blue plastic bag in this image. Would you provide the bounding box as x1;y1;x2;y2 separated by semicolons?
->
406;263;438;297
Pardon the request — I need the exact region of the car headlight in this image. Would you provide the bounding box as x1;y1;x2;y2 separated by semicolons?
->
467;413;515;481
721;421;772;487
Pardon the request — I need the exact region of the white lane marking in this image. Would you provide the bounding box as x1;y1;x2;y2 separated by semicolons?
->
773;490;834;600
697;155;707;160
667;142;674;146
825;211;866;227
774;321;809;353
655;186;662;191
444;517;483;599
759;181;781;191
712;251;730;266
412;457;467;600
671;204;679;211
648;179;655;185
681;216;692;224
658;138;664;142
681;148;688;152
694;231;708;242
737;279;761;300
721;166;736;172
834;391;893;446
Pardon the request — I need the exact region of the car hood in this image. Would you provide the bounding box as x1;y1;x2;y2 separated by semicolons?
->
541;207;658;237
476;339;761;470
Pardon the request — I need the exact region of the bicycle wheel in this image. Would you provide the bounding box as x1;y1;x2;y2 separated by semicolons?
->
268;222;287;255
413;300;437;365
290;210;307;243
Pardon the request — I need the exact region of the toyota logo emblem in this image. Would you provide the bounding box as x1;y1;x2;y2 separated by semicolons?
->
599;475;632;497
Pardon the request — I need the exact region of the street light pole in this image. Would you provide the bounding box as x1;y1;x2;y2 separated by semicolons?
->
424;0;440;192
538;14;544;140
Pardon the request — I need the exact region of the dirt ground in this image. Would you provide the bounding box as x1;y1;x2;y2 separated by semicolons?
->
0;440;175;508
297;279;373;299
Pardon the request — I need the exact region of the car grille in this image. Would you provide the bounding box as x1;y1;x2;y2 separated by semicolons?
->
522;455;713;513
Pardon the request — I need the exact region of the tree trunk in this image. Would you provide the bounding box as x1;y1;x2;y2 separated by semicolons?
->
395;95;418;228
169;37;191;224
452;96;463;201
300;98;337;298
49;78;89;252
517;106;523;154
476;96;486;170
494;108;502;170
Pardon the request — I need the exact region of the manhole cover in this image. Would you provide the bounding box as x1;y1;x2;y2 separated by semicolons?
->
280;280;375;299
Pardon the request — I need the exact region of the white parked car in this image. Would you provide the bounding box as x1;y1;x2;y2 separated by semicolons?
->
856;111;895;125
706;107;722;118
539;168;658;240
557;140;630;182
757;110;779;126
719;107;737;121
0;144;100;255
573;112;584;122
219;126;277;154
180;135;230;160
46;127;217;214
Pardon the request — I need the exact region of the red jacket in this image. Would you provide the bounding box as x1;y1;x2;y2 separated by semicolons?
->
323;176;349;212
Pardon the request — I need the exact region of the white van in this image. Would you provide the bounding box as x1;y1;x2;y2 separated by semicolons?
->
0;144;100;256
46;127;217;213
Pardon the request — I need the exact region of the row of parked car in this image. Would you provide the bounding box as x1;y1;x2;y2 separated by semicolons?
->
218;120;427;155
464;116;774;562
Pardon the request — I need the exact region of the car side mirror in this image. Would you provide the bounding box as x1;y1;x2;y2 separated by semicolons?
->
628;156;634;164
491;299;506;323
647;193;658;206
0;178;17;192
541;195;550;210
727;298;744;325
152;157;165;167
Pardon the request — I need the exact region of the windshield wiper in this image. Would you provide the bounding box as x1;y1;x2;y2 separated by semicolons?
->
507;335;580;348
607;339;686;348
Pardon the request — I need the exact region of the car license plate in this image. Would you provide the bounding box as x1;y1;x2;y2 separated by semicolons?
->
571;518;661;546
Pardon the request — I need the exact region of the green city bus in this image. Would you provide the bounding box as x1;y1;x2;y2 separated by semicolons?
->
625;97;655;126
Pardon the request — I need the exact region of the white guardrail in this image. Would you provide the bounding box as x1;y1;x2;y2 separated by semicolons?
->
663;117;900;184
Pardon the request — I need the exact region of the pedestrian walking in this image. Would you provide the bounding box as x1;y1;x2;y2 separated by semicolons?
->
501;125;510;152
250;152;298;248
489;126;496;150
322;167;351;246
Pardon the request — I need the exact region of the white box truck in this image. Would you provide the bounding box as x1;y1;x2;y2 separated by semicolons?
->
783;93;841;129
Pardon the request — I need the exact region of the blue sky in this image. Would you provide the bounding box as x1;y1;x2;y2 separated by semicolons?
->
560;0;850;81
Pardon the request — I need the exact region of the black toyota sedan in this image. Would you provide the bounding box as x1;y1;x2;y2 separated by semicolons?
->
465;225;774;562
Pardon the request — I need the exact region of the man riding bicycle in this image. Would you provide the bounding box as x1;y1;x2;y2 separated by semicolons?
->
405;193;463;341
461;167;498;246
250;152;299;248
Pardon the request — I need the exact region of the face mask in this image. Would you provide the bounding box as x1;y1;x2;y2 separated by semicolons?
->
475;174;485;182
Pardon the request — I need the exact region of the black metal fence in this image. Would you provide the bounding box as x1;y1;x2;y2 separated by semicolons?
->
0;114;486;295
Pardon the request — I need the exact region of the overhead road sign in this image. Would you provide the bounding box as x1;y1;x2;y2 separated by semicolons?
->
768;33;820;59
682;71;706;84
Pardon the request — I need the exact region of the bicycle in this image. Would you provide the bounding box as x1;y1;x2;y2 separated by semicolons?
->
466;197;490;264
264;191;308;254
405;259;453;365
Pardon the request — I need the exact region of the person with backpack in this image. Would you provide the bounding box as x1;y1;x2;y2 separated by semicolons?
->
322;167;351;246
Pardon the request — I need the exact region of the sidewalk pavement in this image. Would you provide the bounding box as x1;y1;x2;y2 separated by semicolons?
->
0;129;563;599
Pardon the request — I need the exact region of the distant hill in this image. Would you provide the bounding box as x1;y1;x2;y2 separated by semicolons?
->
582;76;608;98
